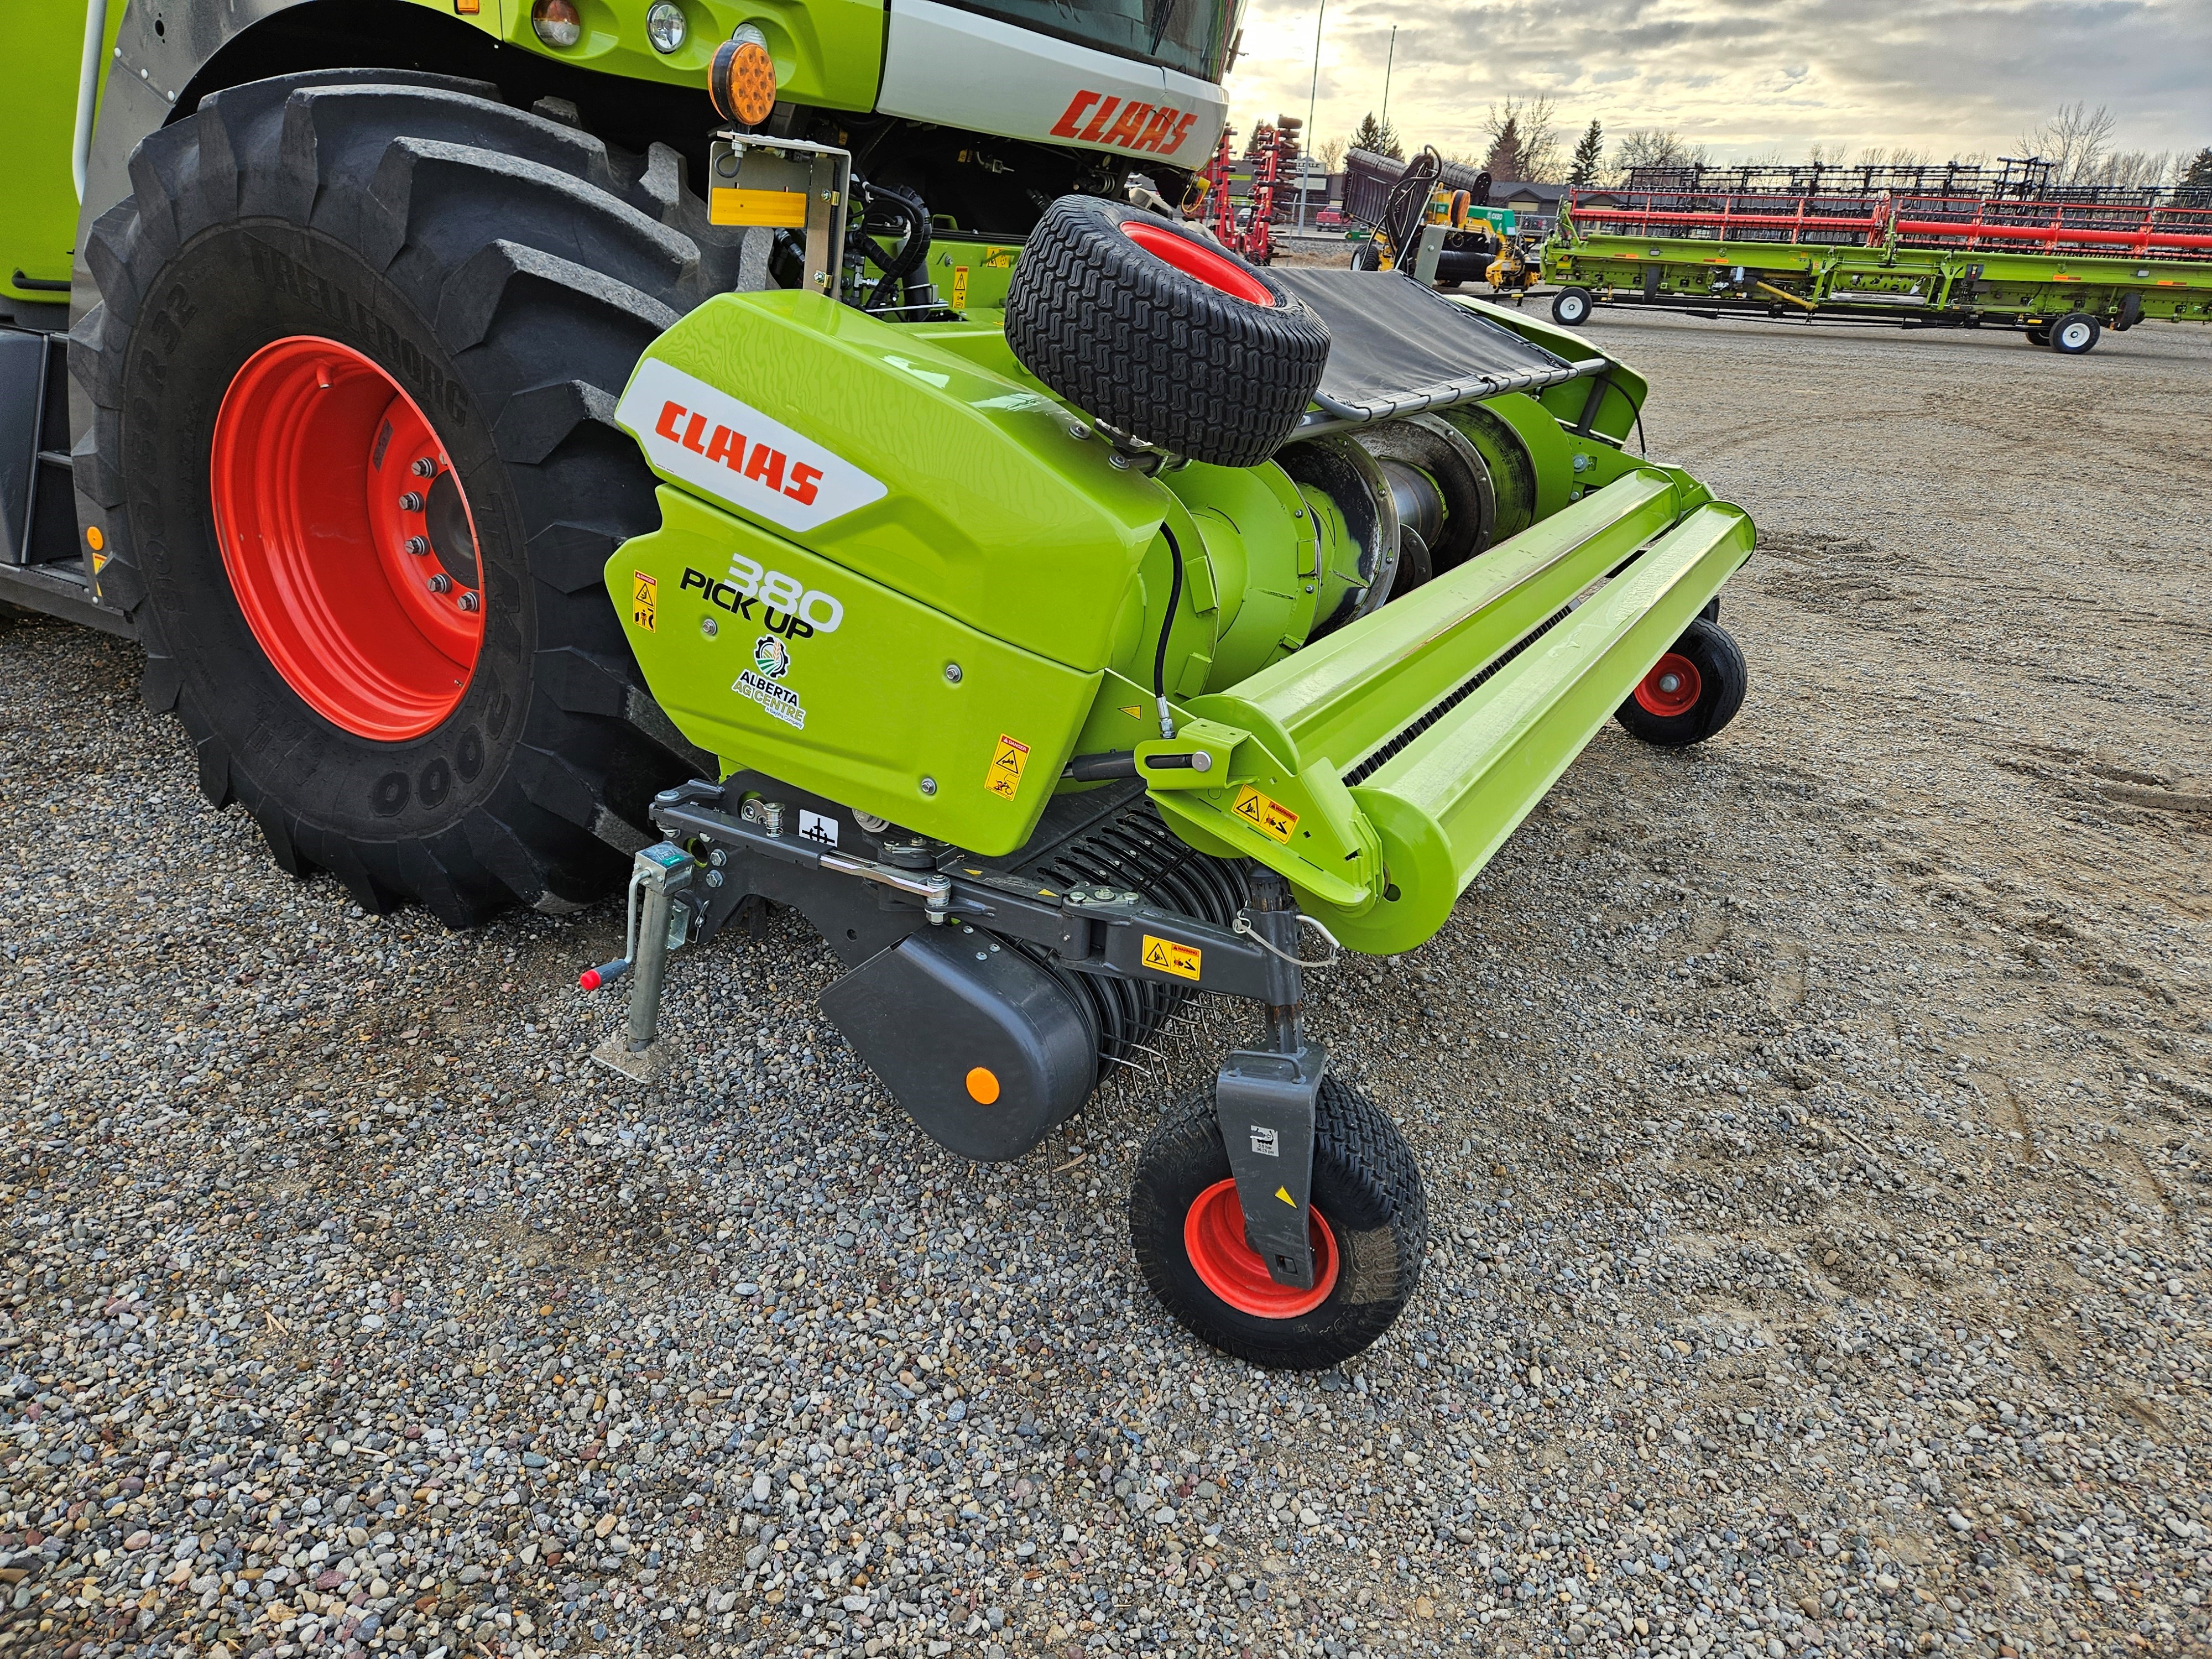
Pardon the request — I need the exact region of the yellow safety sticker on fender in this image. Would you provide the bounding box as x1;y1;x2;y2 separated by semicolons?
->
1232;785;1299;843
1276;1186;1296;1207
1118;705;1142;720
986;733;1031;800
631;571;659;631
951;266;969;309
1141;935;1202;982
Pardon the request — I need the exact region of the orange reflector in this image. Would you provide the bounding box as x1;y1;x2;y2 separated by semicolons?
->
710;34;778;128
530;0;581;47
965;1067;1000;1105
85;525;104;551
709;187;808;229
453;0;481;14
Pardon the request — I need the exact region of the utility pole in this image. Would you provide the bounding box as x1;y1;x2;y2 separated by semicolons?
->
1298;0;1326;230
1379;25;1397;136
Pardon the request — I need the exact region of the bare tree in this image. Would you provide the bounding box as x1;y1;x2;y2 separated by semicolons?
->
1484;97;1562;181
1614;129;1708;174
1316;137;1345;174
2019;102;2118;184
1859;144;1929;168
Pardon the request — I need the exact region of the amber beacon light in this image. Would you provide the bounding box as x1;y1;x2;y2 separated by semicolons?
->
710;25;777;127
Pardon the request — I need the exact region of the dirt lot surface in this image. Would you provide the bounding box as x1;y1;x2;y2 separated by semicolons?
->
1;308;2207;1659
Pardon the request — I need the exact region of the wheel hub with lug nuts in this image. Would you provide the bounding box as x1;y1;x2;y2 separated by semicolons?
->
209;334;488;740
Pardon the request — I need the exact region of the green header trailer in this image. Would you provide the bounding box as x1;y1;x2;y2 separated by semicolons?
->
4;0;1758;1371
1542;185;2212;353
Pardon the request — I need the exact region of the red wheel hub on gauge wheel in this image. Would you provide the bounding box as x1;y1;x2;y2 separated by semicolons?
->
1183;1178;1339;1318
1633;652;1702;718
210;336;484;741
1121;220;1277;306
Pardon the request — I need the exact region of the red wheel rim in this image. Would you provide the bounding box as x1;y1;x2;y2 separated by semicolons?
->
1183;1178;1339;1318
210;336;484;741
1121;221;1277;306
1634;651;1702;718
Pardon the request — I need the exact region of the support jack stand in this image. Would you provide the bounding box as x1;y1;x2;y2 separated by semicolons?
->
588;843;697;1086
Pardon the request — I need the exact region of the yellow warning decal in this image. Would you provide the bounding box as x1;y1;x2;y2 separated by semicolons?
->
1117;704;1142;720
1140;935;1202;982
1232;784;1299;844
630;571;659;632
982;246;1018;269
985;733;1031;800
951;266;970;309
1275;1185;1297;1207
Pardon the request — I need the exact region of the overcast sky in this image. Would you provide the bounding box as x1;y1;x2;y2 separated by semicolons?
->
1222;0;2211;168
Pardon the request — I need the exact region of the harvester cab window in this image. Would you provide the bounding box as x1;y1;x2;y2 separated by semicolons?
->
945;0;1238;81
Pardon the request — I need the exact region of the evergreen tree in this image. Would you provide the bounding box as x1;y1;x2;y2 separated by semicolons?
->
1349;111;1402;160
2187;147;2212;187
1483;114;1525;182
1568;119;1606;188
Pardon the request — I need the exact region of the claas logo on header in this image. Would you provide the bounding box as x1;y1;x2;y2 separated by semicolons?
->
654;400;822;508
1050;92;1201;158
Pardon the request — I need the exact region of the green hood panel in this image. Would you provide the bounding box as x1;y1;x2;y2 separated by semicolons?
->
615;290;1165;675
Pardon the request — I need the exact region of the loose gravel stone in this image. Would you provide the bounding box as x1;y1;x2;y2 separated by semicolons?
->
1;307;2208;1659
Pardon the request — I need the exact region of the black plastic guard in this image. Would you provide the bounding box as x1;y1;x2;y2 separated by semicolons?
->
821;925;1098;1162
1270;268;1579;422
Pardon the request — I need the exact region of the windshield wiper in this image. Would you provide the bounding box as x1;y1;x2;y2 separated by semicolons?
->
1149;0;1179;54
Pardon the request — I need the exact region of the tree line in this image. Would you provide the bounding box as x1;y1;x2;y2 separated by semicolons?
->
1333;100;2209;194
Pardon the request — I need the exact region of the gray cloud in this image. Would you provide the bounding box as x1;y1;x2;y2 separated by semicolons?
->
1228;0;2210;165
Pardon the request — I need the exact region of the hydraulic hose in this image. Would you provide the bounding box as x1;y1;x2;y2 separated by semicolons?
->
1152;522;1185;740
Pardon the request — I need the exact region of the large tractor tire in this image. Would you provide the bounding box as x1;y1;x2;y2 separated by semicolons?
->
72;70;735;924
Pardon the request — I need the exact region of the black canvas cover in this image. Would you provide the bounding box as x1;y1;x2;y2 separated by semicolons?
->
1270;267;1588;426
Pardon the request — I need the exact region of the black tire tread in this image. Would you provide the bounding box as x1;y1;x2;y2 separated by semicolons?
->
71;71;732;921
1005;197;1328;469
1614;616;1748;747
1130;1074;1426;1371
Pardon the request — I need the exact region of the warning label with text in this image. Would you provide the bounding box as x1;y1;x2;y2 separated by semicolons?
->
985;733;1031;800
1232;785;1299;844
1140;935;1202;982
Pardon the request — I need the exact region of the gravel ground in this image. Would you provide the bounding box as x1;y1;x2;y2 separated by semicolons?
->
3;310;2209;1659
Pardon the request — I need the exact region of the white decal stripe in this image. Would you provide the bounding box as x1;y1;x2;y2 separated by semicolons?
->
875;0;1227;168
615;358;888;535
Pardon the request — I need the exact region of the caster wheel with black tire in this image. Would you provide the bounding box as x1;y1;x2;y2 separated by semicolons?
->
2025;324;2052;346
2048;312;2100;354
1130;1076;1426;1371
1551;285;1595;327
1615;617;1747;748
1004;196;1328;469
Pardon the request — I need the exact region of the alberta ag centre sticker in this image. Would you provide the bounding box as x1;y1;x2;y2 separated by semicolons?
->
733;632;804;729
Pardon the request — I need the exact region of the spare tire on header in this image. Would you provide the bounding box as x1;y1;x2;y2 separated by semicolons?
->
1004;196;1329;469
